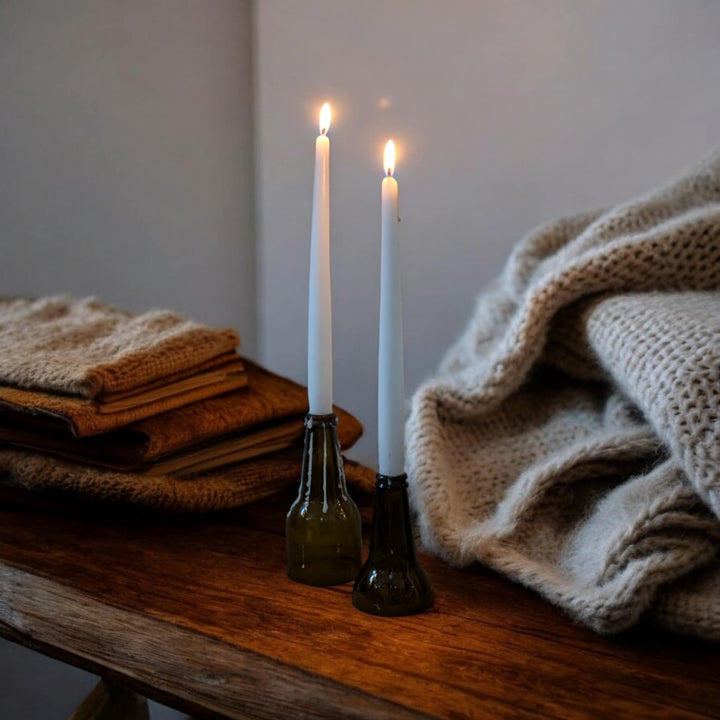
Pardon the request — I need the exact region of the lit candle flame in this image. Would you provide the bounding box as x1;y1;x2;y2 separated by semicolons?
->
319;103;331;135
384;140;395;176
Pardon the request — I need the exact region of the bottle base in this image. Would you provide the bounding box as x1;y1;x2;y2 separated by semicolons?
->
352;560;434;616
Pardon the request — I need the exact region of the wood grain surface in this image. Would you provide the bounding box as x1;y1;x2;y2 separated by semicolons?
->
0;488;718;719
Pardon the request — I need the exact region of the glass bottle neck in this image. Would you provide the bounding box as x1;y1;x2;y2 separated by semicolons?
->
299;413;349;501
367;473;416;560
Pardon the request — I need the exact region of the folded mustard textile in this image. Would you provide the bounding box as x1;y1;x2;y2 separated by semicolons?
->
0;449;376;513
0;361;361;475
407;151;720;640
0;297;247;434
0;297;368;511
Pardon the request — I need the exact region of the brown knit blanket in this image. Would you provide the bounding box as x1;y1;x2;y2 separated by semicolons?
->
0;361;361;474
0;297;247;433
0;449;375;513
0;296;241;397
0;298;369;511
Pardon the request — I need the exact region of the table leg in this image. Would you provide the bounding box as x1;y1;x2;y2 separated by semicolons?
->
68;678;150;720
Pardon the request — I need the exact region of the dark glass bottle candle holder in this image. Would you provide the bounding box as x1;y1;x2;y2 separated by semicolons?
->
352;472;434;616
286;413;363;586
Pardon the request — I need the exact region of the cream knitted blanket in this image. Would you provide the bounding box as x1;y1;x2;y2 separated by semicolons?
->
407;151;720;639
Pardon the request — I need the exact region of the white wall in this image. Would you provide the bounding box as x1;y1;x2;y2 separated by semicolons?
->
0;3;255;717
0;0;257;356
255;0;720;467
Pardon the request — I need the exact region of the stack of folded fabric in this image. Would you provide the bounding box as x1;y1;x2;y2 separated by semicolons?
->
0;297;372;510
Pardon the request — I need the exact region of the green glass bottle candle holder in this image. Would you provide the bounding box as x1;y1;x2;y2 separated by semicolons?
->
352;472;434;616
286;413;363;586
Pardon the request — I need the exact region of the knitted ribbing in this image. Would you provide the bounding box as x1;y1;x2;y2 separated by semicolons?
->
0;297;240;398
407;151;720;638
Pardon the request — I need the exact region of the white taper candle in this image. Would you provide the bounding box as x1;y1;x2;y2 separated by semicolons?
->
378;140;405;476
307;103;333;415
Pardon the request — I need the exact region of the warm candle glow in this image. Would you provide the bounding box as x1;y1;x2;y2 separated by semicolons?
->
319;103;331;135
384;140;396;176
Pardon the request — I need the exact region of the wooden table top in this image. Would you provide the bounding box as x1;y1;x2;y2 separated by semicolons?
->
0;486;718;720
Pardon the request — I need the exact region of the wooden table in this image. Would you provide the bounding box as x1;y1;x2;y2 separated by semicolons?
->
0;487;718;719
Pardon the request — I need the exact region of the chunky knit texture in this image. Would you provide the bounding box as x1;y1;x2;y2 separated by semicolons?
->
407;151;720;639
0;450;376;513
0;297;247;435
0;297;240;397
